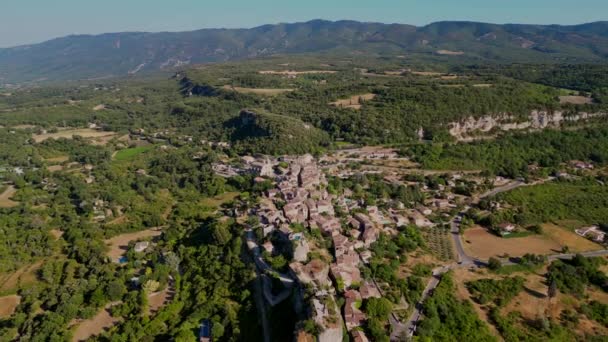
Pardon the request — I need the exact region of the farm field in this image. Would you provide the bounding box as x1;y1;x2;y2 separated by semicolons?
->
44;155;69;163
463;224;602;259
423;226;455;261
113;146;153;161
464;227;561;259
32;128;116;143
329;93;376;110
541;223;602;252
559;95;594;105
0;185;18;208
104;228;163;262
0;295;21;318
47;165;64;172
258;70;337;76
222;85;294;96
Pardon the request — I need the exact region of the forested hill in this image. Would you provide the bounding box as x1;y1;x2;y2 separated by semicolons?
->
2;20;608;83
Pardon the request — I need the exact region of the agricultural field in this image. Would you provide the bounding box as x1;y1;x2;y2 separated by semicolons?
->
329;93;376;110
462;224;601;260
113;145;153;161
32;128;116;143
258;70;337;76
559;95;594;104
222;85;294;96
423;225;454;261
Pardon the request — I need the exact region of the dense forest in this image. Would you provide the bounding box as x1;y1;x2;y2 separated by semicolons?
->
407;127;608;177
2;58;606;154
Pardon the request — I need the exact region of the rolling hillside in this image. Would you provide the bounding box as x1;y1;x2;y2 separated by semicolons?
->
1;20;608;84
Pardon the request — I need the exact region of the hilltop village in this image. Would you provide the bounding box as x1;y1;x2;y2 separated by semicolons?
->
214;151;462;341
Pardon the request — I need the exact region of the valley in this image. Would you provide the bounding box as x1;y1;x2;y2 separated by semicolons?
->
0;43;607;342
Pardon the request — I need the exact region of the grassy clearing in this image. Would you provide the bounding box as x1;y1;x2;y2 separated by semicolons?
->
463;226;561;259
113;146;153;161
104;228;163;262
0;295;21;318
329;93;376;110
559;95;593;105
0;185;19;208
71;304;122;342
44;155;69;163
542;223;602;252
222;85;294;96
32;128;116;143
464;223;602;260
199;192;240;209
258;70;337;76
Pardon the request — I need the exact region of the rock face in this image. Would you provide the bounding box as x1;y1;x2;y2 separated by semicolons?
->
449;110;607;140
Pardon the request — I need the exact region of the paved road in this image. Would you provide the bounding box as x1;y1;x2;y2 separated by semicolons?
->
450;215;476;266
477;177;556;202
397;176;605;340
477;180;525;201
395;266;450;340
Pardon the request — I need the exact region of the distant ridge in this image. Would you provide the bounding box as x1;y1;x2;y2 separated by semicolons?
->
1;19;608;83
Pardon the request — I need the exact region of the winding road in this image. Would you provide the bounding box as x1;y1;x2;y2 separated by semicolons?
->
394;177;607;341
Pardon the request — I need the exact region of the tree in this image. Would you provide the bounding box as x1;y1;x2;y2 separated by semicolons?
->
142;280;160;294
488;257;502;271
107;280;127;301
364;297;393;321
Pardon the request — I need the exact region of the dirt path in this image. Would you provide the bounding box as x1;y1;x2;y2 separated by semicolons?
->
71;303;122;342
148;281;176;315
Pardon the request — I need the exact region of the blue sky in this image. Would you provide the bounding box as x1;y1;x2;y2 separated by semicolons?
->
1;0;606;47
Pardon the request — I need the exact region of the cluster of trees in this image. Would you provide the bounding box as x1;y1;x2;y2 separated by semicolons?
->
466;276;525;306
366;228;426;307
581;300;608;327
496;178;608;226
547;255;608;297
328;174;425;208
489;308;576;342
467;64;608;94
0;120;263;340
363;297;393;342
408;126;608;178
416;272;496;341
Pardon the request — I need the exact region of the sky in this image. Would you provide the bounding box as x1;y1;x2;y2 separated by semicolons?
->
1;0;606;48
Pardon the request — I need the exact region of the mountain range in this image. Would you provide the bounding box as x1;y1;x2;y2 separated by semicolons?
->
1;19;608;84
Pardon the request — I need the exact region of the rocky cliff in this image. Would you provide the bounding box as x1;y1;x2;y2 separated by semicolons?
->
449;110;607;140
